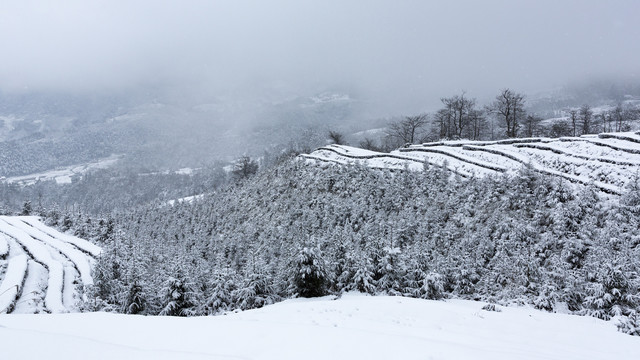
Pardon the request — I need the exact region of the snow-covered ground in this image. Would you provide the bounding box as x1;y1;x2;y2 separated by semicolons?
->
303;131;640;195
0;216;100;314
166;194;205;206
0;294;637;360
2;155;122;186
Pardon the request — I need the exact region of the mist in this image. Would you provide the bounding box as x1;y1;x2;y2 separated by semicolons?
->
1;0;639;114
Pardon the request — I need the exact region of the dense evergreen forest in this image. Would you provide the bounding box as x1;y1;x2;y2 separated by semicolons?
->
32;157;640;333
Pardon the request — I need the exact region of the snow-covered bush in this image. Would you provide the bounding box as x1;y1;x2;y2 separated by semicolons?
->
233;273;280;311
533;284;558;312
617;312;640;336
481;303;502;312
418;272;445;300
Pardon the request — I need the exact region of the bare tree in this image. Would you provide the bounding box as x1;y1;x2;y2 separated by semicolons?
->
434;108;453;140
359;137;382;152
549;120;573;138
568;109;579;137
442;95;464;138
579;104;593;135
386;114;429;146
612;103;625;132
486;89;526;138
328;130;347;145
432;92;487;140
597;112;607;133
438;93;480;139
467;109;488;140
522;114;542;138
611;103;637;132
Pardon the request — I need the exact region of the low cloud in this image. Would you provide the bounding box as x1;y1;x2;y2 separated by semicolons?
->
0;0;638;113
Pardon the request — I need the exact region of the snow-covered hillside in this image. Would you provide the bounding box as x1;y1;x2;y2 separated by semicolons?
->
0;294;637;360
0;216;100;314
303;131;640;195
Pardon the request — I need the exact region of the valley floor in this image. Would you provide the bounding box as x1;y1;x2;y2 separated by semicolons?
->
0;293;637;360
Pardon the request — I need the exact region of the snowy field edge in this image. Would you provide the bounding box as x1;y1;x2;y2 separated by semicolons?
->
0;294;638;360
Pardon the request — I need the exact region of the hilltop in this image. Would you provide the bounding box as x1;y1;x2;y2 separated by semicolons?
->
304;131;640;195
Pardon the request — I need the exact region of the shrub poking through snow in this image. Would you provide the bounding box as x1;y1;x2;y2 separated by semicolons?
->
617;312;640;336
419;272;445;300
481;303;502;312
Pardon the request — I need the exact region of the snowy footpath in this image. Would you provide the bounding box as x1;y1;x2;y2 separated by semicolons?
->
0;294;637;360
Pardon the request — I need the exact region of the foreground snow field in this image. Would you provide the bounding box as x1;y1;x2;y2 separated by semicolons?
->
0;294;637;360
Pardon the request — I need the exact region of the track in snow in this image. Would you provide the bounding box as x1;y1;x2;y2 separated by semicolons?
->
302;131;640;195
0;216;101;314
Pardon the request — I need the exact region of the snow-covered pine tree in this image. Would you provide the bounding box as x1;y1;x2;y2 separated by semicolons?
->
292;246;329;298
583;263;639;320
86;249;125;311
348;250;376;295
232;272;280;310
333;236;355;293
377;245;404;295
202;270;236;315
419;272;445;300
159;266;197;317
123;280;146;315
20;200;32;215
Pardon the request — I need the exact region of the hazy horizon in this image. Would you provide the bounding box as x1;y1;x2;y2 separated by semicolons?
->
1;0;639;114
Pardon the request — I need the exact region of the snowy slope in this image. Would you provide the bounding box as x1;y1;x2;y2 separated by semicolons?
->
0;216;100;314
302;131;640;195
0;294;637;360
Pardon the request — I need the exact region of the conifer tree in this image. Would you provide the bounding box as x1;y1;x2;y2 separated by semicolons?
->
123;280;146;315
159;266;197;317
293;246;329;298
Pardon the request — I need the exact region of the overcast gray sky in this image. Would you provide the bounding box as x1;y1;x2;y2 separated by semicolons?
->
1;0;639;111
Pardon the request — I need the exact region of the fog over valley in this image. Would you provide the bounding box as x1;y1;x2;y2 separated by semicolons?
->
1;1;639;116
